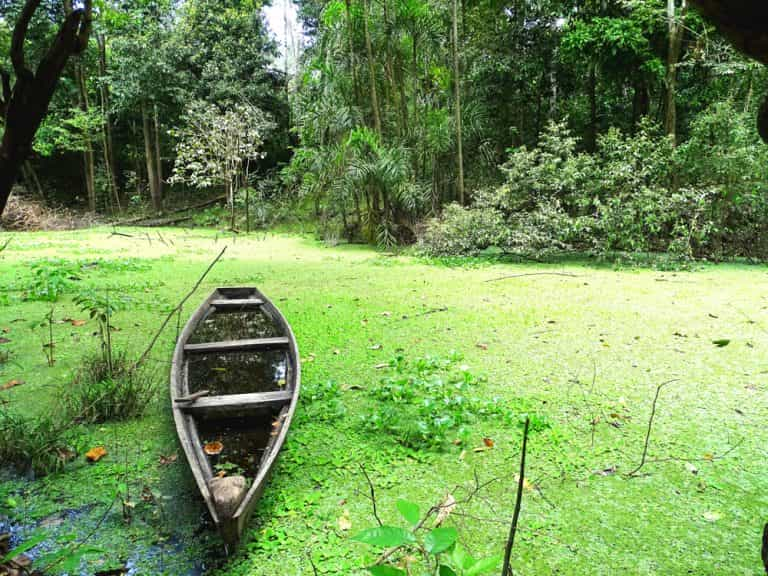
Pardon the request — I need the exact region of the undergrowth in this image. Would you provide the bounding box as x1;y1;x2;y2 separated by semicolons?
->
66;351;157;424
0;407;77;476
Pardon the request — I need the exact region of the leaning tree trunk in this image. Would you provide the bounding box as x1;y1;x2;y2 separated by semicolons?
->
0;0;93;216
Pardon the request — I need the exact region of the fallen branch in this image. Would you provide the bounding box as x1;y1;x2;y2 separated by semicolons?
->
134;246;227;368
402;306;448;320
486;272;579;283
113;195;227;226
626;379;678;478
502;416;530;576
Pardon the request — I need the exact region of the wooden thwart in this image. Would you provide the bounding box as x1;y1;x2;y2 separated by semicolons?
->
184;337;290;354
180;390;293;413
211;298;265;309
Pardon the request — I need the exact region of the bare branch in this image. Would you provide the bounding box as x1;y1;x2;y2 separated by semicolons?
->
626;379;678;478
134;246;227;369
502;416;530;576
360;464;383;527
10;0;42;80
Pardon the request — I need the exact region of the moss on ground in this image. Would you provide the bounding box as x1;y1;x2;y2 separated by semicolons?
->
0;228;766;574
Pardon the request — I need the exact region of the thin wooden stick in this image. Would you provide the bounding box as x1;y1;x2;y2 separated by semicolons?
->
134;246;226;369
502;416;529;576
360;464;383;526
626;379;678;477
486;272;579;283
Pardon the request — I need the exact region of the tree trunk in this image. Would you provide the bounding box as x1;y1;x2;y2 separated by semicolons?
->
345;0;360;105
74;62;96;212
22;160;44;199
452;0;465;205
97;33;120;212
587;63;598;152
142;102;161;211
0;0;93;216
362;0;382;135
153;102;163;199
665;0;687;146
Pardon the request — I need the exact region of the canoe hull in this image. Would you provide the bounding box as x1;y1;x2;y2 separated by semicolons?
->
170;287;300;549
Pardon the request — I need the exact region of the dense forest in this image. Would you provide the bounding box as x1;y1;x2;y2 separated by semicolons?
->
2;0;768;259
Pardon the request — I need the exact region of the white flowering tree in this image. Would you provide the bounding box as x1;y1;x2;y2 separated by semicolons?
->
171;101;274;226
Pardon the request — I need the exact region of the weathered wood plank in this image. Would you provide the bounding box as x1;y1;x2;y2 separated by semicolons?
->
180;390;293;413
184;337;289;353
211;298;264;309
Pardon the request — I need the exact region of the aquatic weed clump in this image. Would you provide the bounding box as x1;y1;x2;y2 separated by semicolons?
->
0;407;77;476
66;351;157;424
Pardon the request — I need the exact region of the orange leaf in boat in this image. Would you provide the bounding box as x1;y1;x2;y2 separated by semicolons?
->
85;446;107;462
203;441;224;455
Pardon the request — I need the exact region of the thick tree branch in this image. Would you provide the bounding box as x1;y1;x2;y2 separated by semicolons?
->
10;0;42;80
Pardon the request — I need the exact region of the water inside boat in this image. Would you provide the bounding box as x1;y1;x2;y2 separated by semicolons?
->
195;411;279;478
186;350;289;395
188;309;281;344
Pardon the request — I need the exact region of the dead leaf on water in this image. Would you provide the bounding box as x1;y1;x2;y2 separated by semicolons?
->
203;441;224;456
159;454;178;466
1;379;23;391
514;474;535;492
369;344;382;350
594;466;616;476
85;446;107;462
476;342;488;350
434;493;456;527
483;437;495;448
703;453;714;461
338;509;352;531
374;363;389;369
703;511;721;522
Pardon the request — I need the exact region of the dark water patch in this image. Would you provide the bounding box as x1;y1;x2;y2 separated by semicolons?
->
196;411;278;478
188;310;281;344
186;350;288;395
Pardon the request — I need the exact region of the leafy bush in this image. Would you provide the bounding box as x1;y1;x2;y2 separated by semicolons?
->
420;108;768;261
363;353;502;450
66;351;156;424
418;203;506;256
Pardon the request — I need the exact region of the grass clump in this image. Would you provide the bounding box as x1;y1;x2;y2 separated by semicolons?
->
0;407;77;476
66;351;157;424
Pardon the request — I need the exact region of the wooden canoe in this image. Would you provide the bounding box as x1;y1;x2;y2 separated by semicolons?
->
170;287;300;549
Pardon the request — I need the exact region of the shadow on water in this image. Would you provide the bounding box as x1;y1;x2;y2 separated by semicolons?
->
0;480;226;575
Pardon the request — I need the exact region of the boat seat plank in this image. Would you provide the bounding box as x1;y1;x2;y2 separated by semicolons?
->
211;299;264;308
179;390;293;413
184;337;290;354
